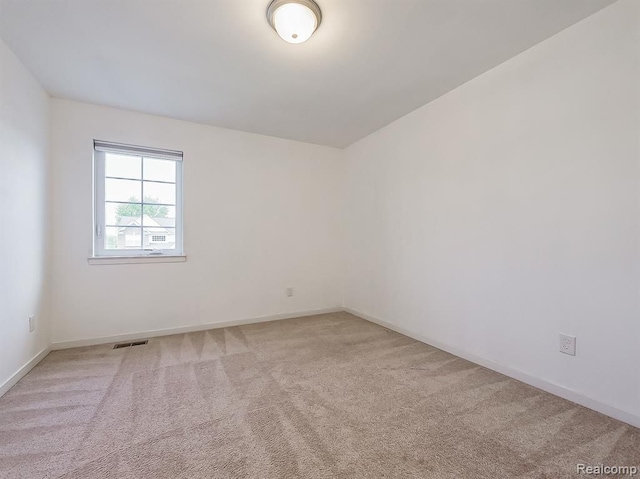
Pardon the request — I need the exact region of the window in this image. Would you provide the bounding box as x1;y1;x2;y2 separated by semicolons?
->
93;140;183;257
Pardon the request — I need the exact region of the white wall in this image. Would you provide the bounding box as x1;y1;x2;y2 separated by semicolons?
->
50;99;344;344
345;0;640;424
0;40;51;389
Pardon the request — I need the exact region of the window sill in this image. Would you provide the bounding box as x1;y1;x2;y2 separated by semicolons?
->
88;255;187;265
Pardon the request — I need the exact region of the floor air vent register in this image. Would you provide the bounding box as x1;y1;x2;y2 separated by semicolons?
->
113;340;149;349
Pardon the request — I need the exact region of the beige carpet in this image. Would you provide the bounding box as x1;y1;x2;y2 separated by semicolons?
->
0;312;638;478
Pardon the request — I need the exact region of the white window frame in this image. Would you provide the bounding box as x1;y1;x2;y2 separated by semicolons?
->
93;140;184;258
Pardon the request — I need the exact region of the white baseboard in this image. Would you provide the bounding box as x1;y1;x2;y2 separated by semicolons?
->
0;346;52;398
51;307;344;350
344;307;640;429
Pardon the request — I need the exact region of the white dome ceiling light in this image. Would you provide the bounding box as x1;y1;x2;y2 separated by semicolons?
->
267;0;322;44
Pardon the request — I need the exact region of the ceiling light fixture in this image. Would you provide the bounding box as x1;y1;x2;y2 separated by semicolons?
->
267;0;322;44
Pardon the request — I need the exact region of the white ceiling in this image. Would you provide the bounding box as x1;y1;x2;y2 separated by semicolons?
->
0;0;615;148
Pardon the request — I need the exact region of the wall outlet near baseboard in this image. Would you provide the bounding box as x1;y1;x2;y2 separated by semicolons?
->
286;287;294;297
559;333;576;356
29;316;35;333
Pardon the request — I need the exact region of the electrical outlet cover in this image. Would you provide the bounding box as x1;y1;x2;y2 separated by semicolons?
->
559;333;576;356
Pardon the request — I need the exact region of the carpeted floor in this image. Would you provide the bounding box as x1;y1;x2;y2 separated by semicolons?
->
0;312;638;478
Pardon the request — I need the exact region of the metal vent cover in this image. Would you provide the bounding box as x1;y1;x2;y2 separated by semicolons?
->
113;340;148;349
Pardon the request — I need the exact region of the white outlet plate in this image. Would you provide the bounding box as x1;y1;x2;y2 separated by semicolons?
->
559;333;576;356
29;316;35;333
286;287;294;297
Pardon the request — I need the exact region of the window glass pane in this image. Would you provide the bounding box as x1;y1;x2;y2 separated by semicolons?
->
105;153;141;179
142;227;176;249
104;227;120;250
143;205;175;228
104;226;142;250
123;227;142;249
105;178;141;203
143;181;175;205
143;157;175;182
106;202;141;226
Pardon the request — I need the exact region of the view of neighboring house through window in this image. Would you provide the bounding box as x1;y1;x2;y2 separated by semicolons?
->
93;141;183;257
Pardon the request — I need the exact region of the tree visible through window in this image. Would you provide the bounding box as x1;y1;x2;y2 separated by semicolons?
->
115;197;169;223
